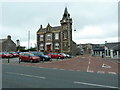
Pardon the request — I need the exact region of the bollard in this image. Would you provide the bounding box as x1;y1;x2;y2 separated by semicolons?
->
19;58;20;64
8;57;9;63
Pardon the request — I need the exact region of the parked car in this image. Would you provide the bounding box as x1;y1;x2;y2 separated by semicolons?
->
31;52;51;61
58;53;72;58
0;52;13;58
9;52;19;57
19;52;40;63
48;52;64;59
58;53;67;58
0;52;6;58
66;54;72;58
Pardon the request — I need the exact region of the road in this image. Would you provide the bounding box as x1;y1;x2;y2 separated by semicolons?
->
2;63;118;88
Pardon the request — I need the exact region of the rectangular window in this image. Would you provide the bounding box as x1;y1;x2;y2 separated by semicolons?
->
40;44;44;50
47;34;52;40
40;35;44;41
55;33;59;40
55;43;59;49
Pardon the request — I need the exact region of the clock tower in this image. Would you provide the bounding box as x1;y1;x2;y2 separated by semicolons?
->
60;7;72;53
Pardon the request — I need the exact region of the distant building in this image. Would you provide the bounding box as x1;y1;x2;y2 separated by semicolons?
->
105;42;120;58
81;43;93;54
92;44;105;56
92;42;120;58
0;35;16;52
36;7;77;55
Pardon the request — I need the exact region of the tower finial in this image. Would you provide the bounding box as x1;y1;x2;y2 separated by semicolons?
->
64;7;68;15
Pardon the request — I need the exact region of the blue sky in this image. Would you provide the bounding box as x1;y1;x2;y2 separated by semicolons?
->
1;1;118;48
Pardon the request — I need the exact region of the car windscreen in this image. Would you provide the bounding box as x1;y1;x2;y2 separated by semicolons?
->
37;52;44;55
29;54;35;56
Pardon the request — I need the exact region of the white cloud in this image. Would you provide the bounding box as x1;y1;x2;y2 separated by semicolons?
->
1;2;118;48
74;37;118;44
73;25;103;39
73;23;118;39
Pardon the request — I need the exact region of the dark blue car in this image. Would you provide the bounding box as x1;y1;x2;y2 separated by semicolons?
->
31;52;51;61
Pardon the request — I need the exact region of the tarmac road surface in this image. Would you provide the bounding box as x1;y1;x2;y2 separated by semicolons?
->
2;64;119;88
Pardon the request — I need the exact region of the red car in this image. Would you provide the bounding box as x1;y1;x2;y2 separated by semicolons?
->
0;52;6;58
19;52;40;63
9;52;19;57
0;52;13;58
48;52;64;59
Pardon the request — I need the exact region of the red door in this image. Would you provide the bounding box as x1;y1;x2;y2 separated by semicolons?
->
47;44;51;51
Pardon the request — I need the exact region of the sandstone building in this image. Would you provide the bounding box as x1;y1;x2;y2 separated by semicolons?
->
37;7;77;55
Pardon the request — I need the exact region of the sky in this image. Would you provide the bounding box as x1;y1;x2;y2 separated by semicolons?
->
0;0;119;48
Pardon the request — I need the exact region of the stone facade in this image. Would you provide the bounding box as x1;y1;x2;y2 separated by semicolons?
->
0;35;16;52
104;42;120;58
37;7;77;55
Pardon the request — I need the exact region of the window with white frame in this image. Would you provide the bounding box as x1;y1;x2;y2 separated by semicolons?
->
40;44;44;50
55;43;59;49
47;34;52;40
40;35;44;41
55;33;59;40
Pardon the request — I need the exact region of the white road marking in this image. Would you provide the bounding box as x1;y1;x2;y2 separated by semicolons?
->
87;58;91;72
74;81;118;88
6;72;46;79
108;72;117;75
87;65;89;72
102;64;111;68
87;70;94;73
97;71;105;74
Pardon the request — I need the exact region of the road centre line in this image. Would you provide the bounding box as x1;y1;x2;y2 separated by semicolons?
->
6;72;46;79
74;81;118;88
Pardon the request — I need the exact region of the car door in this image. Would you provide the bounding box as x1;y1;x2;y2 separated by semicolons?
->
53;53;57;58
23;54;29;61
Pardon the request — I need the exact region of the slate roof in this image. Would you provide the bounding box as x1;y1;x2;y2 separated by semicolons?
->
0;39;7;43
106;42;120;50
37;26;61;33
92;44;105;51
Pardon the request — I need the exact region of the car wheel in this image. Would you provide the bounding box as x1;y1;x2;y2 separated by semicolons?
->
20;59;23;62
58;57;61;59
30;60;33;63
42;58;45;61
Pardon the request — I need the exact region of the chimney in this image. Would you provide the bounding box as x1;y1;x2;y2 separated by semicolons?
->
40;25;42;29
16;39;20;46
7;35;11;40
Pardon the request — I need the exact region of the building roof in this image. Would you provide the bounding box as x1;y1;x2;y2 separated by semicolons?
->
92;44;105;51
37;25;61;33
0;39;7;43
106;42;120;50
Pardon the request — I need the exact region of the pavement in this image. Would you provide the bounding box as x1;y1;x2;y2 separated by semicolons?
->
2;55;119;75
